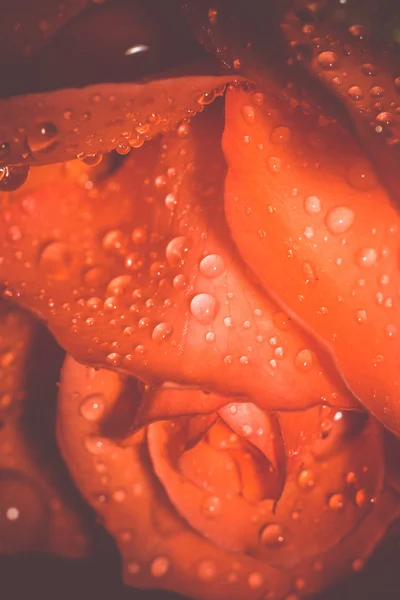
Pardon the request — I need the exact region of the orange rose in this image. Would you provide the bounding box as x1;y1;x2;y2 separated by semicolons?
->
0;2;400;599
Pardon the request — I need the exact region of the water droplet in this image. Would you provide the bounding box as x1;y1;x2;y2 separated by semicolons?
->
355;248;377;267
260;523;285;548
267;156;281;174
7;225;22;243
370;86;385;98
149;261;167;281
198;89;216;105
166;236;192;267
248;572;264;589
352;558;365;572
270;126;291;145
355;489;367;507
197;559;217;581
385;324;397;339
80;152;103;167
150;556;170;577
84;435;113;455
202;496;221;518
241;105;256;124
165;192;177;210
361;63;378;76
356;310;367;323
106;352;121;366
326;207;355;234
131;227;147;245
173;274;187;289
328;493;345;511
112;489;127;503
376;111;393;125
294;349;313;371
190;293;219;324
84;267;109;287
297;469;316;490
125;252;144;271
27;122;58;153
199;254;226;278
38;241;72;279
127;560;141;574
79;394;106;422
317;51;339;69
152;323;173;343
0;141;10;161
0;165;29;191
303;262;316;283
304;195;321;215
102;230;129;255
348;86;364;101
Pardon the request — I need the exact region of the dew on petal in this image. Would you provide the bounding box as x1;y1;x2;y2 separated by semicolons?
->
325;207;355;234
190;293;219;324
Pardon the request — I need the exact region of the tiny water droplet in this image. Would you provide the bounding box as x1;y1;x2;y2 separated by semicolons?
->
202;496;221;518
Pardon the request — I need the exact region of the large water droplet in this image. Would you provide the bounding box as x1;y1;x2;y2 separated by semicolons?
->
199;254;226;278
190;293;219;324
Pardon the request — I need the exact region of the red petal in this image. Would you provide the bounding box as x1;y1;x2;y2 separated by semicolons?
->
0;303;90;557
57;356;397;600
224;85;400;434
0;102;356;415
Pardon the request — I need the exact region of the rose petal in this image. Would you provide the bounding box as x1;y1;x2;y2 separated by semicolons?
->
57;354;398;600
0;302;90;557
224;84;400;434
0;101;357;416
